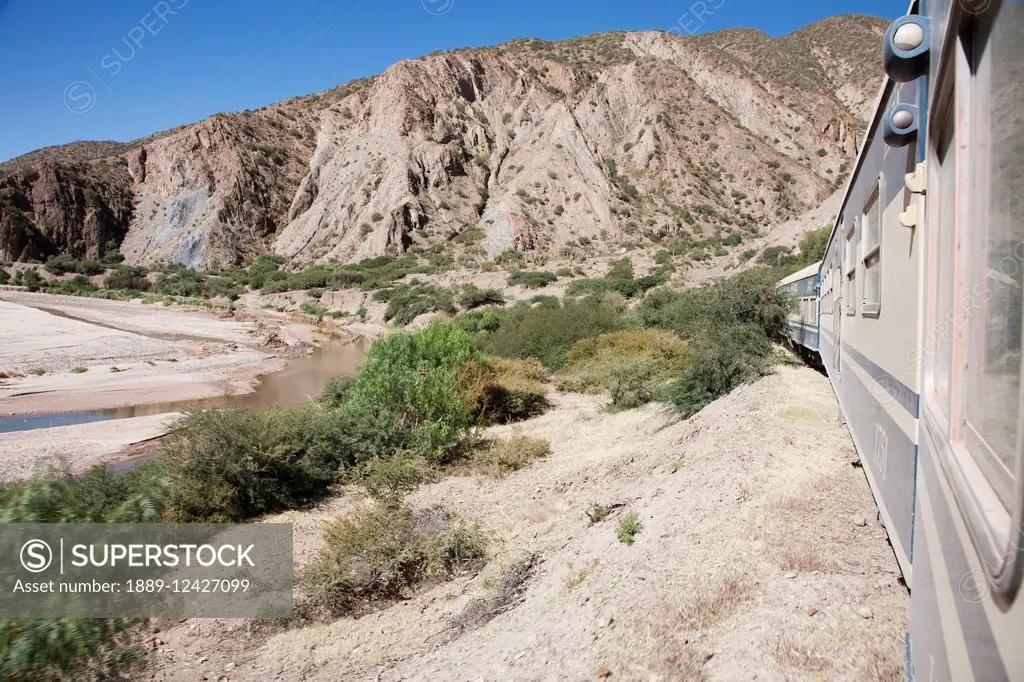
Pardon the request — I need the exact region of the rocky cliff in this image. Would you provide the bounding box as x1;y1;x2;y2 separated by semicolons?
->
0;16;886;269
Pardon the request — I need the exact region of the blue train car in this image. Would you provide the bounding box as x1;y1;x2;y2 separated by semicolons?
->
781;2;1024;678
777;261;822;355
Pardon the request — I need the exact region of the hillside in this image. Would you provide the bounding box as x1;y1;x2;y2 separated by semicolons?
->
0;16;885;270
138;366;908;681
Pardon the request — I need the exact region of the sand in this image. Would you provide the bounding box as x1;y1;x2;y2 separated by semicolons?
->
0;293;287;415
0;413;182;483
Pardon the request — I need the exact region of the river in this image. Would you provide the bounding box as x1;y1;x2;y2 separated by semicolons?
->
0;334;370;434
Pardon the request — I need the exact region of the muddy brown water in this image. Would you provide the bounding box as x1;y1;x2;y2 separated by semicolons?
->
0;336;371;434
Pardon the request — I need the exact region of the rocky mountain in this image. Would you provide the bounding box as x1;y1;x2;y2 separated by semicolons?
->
0;15;886;269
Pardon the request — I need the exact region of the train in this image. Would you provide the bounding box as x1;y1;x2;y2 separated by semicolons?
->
778;1;1023;679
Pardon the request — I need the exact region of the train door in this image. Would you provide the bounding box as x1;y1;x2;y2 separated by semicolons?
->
834;260;842;375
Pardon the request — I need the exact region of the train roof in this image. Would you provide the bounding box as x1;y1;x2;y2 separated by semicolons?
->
776;261;822;288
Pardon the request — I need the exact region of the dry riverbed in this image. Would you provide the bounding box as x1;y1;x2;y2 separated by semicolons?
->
0;291;331;480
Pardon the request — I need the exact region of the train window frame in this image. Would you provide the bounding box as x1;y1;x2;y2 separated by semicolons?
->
844;219;857;316
922;6;1024;607
862;179;882;317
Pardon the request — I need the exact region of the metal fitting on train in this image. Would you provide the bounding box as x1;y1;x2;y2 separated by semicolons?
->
883;15;931;82
882;104;919;148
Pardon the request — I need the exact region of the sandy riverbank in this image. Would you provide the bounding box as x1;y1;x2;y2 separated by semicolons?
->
0;292;297;415
0;413;182;483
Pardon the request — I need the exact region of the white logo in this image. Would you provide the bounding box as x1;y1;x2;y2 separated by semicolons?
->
958;0;992;15
957;571;991;604
63;81;96;114
20;539;53;573
422;0;454;16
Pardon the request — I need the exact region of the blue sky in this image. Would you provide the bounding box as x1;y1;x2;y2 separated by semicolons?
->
0;0;902;163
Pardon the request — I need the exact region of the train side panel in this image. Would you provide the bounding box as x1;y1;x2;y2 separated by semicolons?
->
819;74;924;583
908;1;1024;679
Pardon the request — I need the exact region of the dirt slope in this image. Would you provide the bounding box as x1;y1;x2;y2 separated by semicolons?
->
140;364;908;681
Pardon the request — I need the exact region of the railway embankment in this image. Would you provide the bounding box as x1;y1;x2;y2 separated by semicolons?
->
140;364;910;681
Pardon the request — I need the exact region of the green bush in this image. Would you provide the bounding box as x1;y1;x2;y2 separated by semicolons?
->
0;268;9;285
0;464;169;525
20;269;41;292
341;323;478;462
150;264;242;299
42;274;97;295
637;269;790;341
157;407;355;522
101;248;126;264
458;283;505;309
565;258;666;299
373;283;456;326
453;308;502;334
353;453;434;503
495;250;523;265
0;618;138;680
319;376;357;408
259;255;431;294
617;511;643;546
44;254;105;276
481;297;626;370
299;504;487;619
506;269;558;289
103;265;149;291
665;324;776;417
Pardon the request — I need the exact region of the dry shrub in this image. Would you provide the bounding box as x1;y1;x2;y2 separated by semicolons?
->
298;503;488;620
772;634;832;674
678;574;754;630
557;330;687;408
469;356;550;425
776;546;829;573
443;553;539;642
474;431;552;476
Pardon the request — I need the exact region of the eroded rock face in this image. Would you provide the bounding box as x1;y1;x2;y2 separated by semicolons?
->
0;162;133;262
0;17;886;269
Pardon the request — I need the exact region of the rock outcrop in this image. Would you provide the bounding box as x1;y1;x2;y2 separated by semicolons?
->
0;16;886;269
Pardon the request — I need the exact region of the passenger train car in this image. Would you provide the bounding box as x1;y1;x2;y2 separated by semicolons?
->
778;261;822;362
778;1;1023;679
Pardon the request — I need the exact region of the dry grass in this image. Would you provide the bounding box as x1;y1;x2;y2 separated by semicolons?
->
563;559;600;590
856;647;905;681
677;575;755;630
776;545;830;573
471;431;552;477
771;633;832;674
297;503;488;620
442;553;539;642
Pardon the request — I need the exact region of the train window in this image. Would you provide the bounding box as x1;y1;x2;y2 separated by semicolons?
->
930;104;956;419
960;6;1023;506
844;221;857;316
862;181;882;316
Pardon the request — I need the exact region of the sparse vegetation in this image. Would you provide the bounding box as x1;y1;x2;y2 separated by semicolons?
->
472;432;552;476
506;269;558;289
373;282;457;325
565;258;667;299
298;504;487;619
458;283;506;309
616;511;643;545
